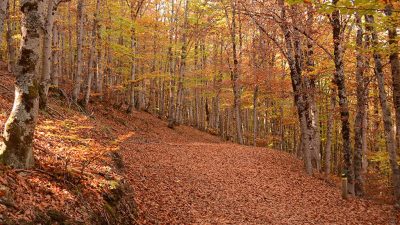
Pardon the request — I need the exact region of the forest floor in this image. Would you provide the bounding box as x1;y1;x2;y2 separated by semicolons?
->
0;61;399;224
121;113;399;225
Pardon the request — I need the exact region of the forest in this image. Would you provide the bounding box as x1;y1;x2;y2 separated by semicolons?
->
0;0;400;223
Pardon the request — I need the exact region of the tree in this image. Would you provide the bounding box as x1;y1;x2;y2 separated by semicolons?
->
176;0;189;125
72;0;84;104
0;0;45;168
83;0;101;108
277;0;312;174
39;0;64;110
365;13;400;207
0;0;9;53
353;12;368;196
331;0;354;194
224;0;244;144
385;2;400;147
127;0;146;113
167;0;177;128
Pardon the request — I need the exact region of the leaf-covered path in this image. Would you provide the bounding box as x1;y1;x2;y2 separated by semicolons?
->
121;113;397;224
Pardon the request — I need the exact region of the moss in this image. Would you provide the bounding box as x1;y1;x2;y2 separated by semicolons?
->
103;203;116;217
28;79;39;99
20;1;38;12
110;151;124;170
1;115;34;168
46;209;69;223
19;48;35;74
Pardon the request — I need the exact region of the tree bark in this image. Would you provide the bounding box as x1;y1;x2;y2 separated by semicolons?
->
72;0;84;103
51;23;59;87
0;0;9;56
0;0;44;168
167;0;176;128
175;0;189;125
366;14;400;206
385;3;400;148
325;87;336;174
83;0;101;108
305;5;321;171
253;85;258;146
127;27;136;113
331;0;354;195
278;0;312;174
226;0;243;144
353;12;367;196
67;1;73;79
39;0;59;109
5;0;15;73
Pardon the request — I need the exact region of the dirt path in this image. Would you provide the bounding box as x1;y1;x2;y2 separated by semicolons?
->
121;114;397;224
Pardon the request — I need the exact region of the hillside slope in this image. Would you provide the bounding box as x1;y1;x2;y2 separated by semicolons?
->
0;63;139;224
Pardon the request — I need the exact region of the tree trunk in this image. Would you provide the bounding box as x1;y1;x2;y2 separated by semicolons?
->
305;5;321;171
5;0;15;73
67;1;73;79
331;0;354;195
72;0;84;103
83;0;101;108
51;23;59;87
226;0;243;144
353;12;367;196
366;14;400;207
39;0;57;110
253;85;258;146
325;87;336;174
176;0;189;124
385;3;400;148
278;0;312;174
0;0;44;168
127;24;136;113
0;0;8;56
167;0;176;128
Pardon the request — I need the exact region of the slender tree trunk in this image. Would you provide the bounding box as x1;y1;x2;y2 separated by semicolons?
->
278;0;312;174
127;24;136;113
176;0;189;124
72;0;84;103
331;0;354;195
366;14;400;206
353;12;367;196
51;23;59;87
0;0;44;168
253;85;258;146
83;0;101;108
305;5;321;171
0;0;8;57
67;1;73;79
5;0;15;73
159;79;165;118
96;39;104;96
39;0;57;109
167;0;176;128
226;0;243;144
385;3;400;148
325;87;336;174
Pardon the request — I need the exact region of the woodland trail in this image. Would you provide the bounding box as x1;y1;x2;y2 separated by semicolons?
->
121;114;396;225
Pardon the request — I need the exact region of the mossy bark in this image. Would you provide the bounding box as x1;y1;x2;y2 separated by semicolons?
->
0;0;43;168
0;0;9;51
